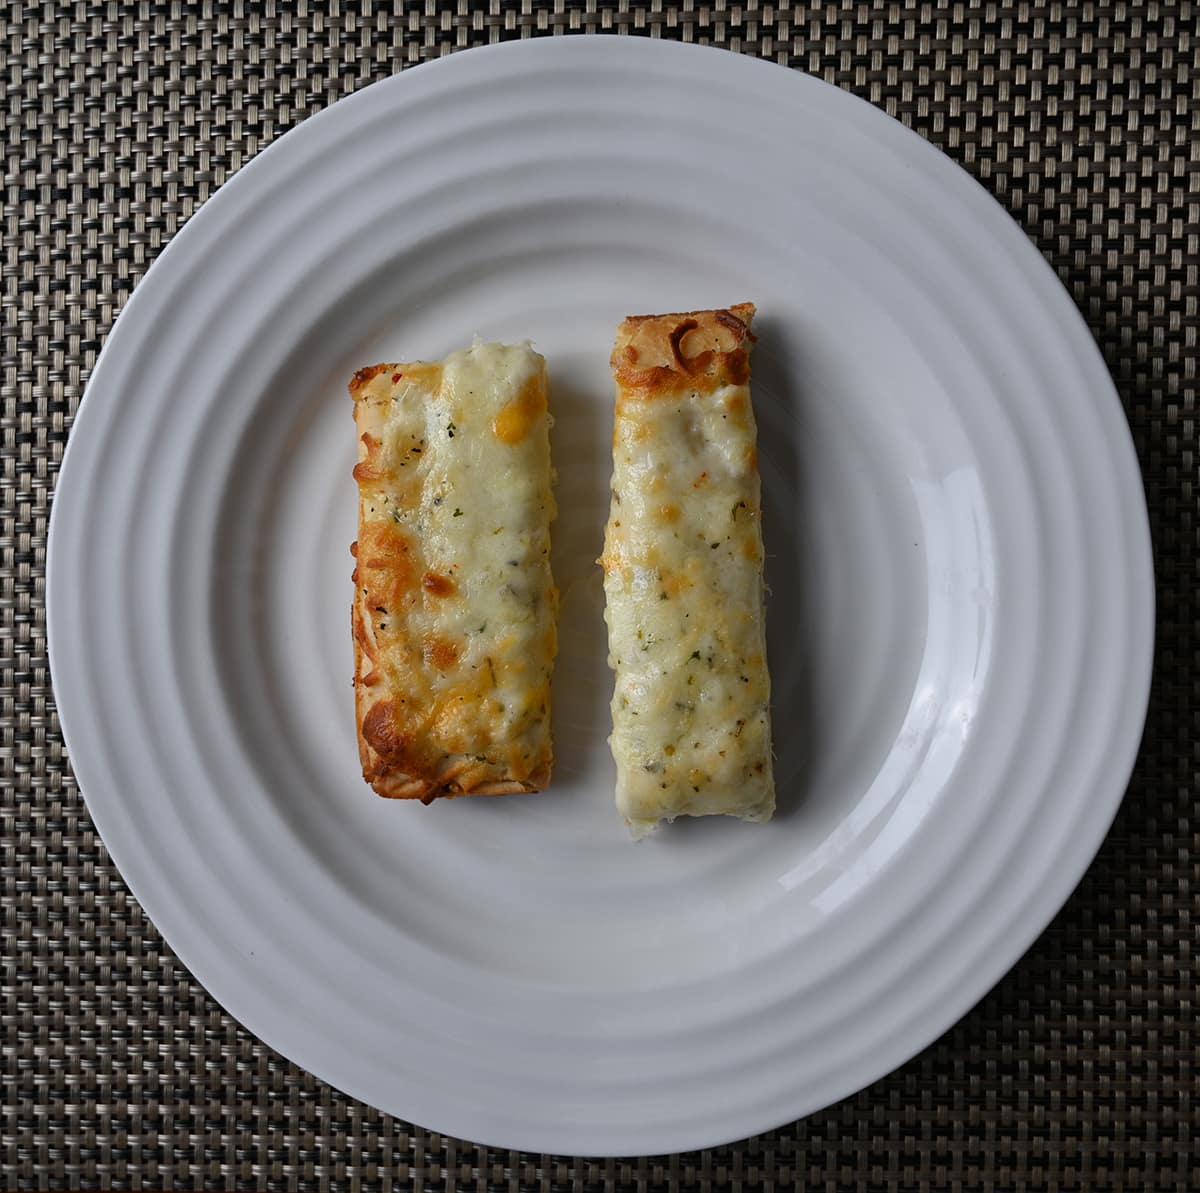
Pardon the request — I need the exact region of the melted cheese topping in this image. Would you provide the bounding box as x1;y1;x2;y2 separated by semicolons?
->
350;343;557;800
601;310;774;836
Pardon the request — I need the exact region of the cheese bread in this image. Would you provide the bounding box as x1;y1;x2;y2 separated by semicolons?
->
600;305;775;836
350;343;557;801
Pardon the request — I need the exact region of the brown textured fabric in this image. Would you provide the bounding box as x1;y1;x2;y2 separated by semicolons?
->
3;2;1196;1189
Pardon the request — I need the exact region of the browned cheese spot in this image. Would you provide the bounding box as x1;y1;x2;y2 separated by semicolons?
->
425;636;460;670
352;431;385;482
362;700;407;765
422;570;456;597
491;373;546;445
358;522;416;609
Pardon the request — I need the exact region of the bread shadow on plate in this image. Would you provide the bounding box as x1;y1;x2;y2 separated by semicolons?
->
753;314;814;822
545;363;618;793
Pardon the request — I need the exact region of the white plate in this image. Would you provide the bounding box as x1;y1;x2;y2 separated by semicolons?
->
47;37;1153;1155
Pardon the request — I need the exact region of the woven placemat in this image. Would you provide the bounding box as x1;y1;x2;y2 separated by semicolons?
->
3;2;1196;1189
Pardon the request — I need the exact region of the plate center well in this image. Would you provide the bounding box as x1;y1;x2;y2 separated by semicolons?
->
207;227;981;989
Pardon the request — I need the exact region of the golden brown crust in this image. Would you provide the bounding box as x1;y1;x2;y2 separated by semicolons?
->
349;352;554;803
611;303;756;397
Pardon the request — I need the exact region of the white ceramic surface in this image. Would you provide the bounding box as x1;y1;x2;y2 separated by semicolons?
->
47;37;1154;1155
